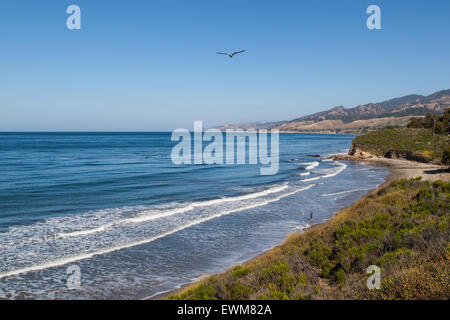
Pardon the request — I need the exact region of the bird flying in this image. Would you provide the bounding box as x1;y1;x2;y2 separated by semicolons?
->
216;50;246;58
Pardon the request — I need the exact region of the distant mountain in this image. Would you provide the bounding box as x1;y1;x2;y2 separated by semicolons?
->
216;89;450;134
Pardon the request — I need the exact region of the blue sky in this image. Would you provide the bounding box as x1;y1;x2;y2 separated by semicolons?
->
1;0;449;131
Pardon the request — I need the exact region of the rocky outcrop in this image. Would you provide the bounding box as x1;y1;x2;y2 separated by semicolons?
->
329;144;375;161
337;144;431;163
384;150;430;163
348;144;374;159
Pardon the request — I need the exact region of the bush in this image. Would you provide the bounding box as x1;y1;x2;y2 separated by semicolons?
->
352;128;449;164
407;110;450;134
442;149;450;165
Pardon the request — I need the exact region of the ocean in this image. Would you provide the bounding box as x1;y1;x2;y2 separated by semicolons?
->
0;132;388;299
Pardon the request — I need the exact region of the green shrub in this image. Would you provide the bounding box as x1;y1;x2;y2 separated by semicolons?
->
305;241;333;277
376;248;413;268
230;265;251;278
336;268;346;286
352;128;449;164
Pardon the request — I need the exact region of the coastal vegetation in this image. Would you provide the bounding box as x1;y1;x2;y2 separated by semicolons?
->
352;128;450;164
407;109;450;135
166;178;449;300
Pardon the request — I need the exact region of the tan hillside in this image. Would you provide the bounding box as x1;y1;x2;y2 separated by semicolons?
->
276;116;415;133
216;89;449;133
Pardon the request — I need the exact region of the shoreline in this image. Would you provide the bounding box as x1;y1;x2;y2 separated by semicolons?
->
151;155;448;300
332;154;450;187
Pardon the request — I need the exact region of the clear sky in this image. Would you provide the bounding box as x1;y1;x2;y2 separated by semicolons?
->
1;0;449;131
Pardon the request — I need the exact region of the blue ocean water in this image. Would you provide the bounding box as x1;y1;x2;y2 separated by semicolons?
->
0;132;388;299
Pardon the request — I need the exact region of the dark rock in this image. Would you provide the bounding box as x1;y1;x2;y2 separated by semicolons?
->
384;149;430;163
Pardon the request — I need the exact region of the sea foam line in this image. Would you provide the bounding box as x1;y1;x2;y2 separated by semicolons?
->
295;161;319;170
0;184;314;280
56;184;289;238
301;162;347;182
321;188;372;197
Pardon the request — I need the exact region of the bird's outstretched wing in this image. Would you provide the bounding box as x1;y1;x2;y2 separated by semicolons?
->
216;52;229;55
231;50;246;57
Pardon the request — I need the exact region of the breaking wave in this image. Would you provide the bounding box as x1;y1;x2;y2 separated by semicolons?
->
0;183;314;280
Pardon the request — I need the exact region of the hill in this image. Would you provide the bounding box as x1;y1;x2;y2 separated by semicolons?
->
217;89;450;133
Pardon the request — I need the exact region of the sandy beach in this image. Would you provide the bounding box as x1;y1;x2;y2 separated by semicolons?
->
332;154;450;185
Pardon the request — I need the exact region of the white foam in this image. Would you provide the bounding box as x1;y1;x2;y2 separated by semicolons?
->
321;187;372;197
321;190;357;197
295;161;319;170
0;184;315;280
55;184;289;238
56;205;196;238
301;162;347;182
322;162;347;178
194;184;288;207
298;172;311;176
289;223;310;231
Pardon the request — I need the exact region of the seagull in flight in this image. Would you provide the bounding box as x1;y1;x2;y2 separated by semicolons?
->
216;50;246;58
